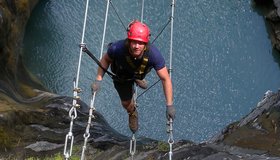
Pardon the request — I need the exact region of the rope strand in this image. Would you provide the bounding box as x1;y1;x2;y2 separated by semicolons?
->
110;0;127;31
151;18;171;44
167;1;176;159
169;0;175;79
99;0;110;59
140;0;145;22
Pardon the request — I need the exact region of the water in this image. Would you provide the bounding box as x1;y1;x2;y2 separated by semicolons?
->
23;0;280;142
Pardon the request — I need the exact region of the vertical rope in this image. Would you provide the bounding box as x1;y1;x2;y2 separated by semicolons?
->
76;0;90;87
134;0;146;116
140;0;145;22
169;0;175;78
130;0;146;158
100;0;110;59
167;1;175;160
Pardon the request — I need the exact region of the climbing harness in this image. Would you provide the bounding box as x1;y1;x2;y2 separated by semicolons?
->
126;53;149;80
63;0;176;159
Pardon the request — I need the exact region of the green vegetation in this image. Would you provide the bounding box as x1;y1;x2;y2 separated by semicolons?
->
157;141;169;152
26;153;80;160
0;127;14;151
25;145;81;160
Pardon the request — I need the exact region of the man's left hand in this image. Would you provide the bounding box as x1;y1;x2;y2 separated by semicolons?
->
91;80;102;93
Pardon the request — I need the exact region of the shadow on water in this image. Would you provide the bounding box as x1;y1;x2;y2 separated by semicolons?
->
272;49;280;69
252;0;280;68
251;0;280;69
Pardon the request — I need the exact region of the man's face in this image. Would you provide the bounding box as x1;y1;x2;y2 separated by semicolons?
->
129;40;146;58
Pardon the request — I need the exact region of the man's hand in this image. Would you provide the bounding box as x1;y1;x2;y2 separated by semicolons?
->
91;80;102;93
166;104;175;120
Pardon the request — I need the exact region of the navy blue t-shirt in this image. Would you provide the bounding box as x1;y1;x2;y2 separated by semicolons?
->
107;39;165;79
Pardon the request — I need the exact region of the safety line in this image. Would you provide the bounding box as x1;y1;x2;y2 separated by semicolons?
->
151;19;171;44
110;0;127;31
82;47;116;79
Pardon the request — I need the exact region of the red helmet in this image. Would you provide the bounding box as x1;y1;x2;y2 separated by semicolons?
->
127;20;150;43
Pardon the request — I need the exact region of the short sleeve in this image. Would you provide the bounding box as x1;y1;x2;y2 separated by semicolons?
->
149;45;165;70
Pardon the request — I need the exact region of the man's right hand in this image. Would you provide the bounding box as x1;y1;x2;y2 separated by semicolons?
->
91;80;102;93
166;104;175;120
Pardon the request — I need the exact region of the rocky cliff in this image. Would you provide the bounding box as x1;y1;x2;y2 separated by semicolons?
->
0;0;46;100
1;0;280;159
262;0;280;51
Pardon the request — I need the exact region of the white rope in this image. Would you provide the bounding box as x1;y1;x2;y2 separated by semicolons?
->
169;0;175;79
133;0;145;128
130;0;146;158
99;0;110;59
77;0;90;86
64;0;90;159
167;0;175;160
81;92;96;160
140;0;145;22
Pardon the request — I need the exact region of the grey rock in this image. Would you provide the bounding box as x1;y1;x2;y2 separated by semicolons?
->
25;141;64;152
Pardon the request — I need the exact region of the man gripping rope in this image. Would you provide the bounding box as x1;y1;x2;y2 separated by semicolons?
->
92;20;175;133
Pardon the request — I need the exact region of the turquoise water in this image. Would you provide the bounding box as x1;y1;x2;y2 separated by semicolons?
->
23;0;280;142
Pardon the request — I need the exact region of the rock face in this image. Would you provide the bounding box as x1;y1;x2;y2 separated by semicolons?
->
0;0;45;101
2;92;280;160
257;0;280;52
1;0;280;159
209;91;280;156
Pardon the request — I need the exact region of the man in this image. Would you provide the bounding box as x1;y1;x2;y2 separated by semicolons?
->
92;20;175;133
